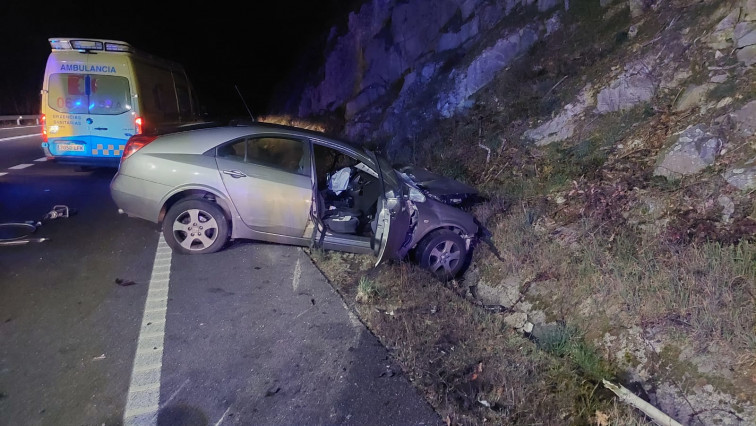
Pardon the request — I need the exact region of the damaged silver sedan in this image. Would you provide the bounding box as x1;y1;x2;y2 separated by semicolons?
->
110;123;480;279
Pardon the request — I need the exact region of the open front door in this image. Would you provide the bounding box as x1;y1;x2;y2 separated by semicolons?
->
371;152;411;266
307;152;327;247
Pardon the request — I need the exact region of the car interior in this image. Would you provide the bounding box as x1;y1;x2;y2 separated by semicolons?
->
313;144;381;237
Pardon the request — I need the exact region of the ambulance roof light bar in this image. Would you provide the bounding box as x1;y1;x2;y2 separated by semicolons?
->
48;38;134;53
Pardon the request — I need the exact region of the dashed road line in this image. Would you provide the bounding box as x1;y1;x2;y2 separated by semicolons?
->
0;173;6;177
34;157;47;162
292;256;301;291
0;125;40;130
8;164;33;170
123;234;172;426
0;134;38;142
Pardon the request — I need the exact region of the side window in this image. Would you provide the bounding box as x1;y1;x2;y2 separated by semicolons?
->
134;61;179;121
246;137;309;175
173;71;192;120
217;139;246;162
176;84;191;119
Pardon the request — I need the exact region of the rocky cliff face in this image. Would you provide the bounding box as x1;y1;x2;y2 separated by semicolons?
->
276;0;569;156
274;0;756;424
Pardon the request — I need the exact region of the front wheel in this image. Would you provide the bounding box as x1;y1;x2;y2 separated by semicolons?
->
416;229;467;280
162;199;228;254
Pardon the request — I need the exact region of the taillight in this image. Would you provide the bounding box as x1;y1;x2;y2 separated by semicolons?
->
121;134;157;163
41;114;47;142
135;116;143;135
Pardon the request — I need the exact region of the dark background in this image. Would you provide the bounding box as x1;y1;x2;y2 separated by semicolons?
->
0;1;361;118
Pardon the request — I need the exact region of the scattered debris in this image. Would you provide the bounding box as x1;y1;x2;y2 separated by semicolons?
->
379;365;397;378
92;354;106;361
264;386;280;397
42;205;70;220
0;205;73;246
114;278;138;287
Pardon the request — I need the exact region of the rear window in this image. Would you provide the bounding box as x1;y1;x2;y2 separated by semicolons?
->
48;73;131;115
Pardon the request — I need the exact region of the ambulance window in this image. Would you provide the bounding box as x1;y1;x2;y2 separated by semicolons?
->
48;74;88;114
47;73;130;115
88;76;131;115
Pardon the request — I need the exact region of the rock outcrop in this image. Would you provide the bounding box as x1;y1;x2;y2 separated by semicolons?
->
274;0;756;423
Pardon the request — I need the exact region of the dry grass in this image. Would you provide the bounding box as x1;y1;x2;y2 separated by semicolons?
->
307;251;651;424
486;207;756;354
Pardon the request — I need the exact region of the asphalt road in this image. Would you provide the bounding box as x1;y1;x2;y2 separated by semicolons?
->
0;129;439;425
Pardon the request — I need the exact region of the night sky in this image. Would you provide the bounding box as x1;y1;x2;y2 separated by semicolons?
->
0;1;359;117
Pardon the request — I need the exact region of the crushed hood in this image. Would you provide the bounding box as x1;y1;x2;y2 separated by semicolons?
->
398;166;480;208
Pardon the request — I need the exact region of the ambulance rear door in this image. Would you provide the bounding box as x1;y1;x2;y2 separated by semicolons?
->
86;68;135;160
45;69;92;156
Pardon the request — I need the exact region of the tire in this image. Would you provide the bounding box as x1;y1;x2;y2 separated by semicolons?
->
162;199;228;254
416;229;467;280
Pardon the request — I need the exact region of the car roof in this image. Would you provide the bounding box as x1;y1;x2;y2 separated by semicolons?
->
152;122;366;155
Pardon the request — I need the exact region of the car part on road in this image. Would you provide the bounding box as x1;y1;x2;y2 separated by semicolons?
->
416;229;467;280
0;222;48;246
0;204;73;246
114;278;138;286
162;199;229;254
43;205;70;220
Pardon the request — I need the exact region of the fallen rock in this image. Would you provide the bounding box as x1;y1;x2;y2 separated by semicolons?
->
724;164;756;190
730;100;756;136
718;195;735;223
673;84;714;112
654;125;722;179
474;277;522;307
503;312;528;330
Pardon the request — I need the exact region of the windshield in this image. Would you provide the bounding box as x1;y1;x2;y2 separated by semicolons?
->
48;73;131;115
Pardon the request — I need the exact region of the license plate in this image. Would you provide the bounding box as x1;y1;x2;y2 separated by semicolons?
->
57;144;85;152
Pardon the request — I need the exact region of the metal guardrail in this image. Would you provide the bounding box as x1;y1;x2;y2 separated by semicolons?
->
0;115;42;125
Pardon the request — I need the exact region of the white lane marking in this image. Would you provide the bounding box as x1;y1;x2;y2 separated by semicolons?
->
0;134;37;142
0;125;40;130
214;406;233;426
34;157;47;162
292;257;301;292
123;234;172;426
8;164;33;170
0;173;6;177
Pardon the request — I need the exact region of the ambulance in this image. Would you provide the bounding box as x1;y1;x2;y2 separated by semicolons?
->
40;37;203;167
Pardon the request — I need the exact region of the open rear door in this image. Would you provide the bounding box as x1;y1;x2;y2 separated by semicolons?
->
371;152;411;266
